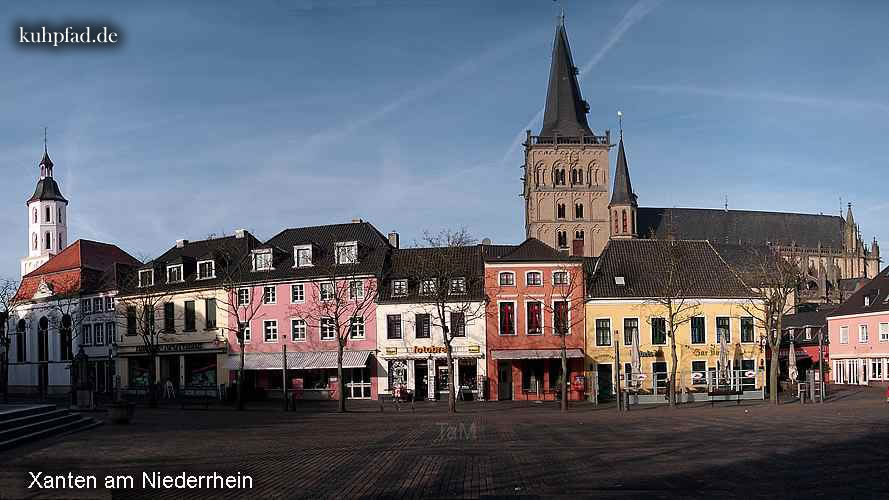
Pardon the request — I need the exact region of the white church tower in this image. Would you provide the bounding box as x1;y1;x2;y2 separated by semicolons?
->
21;141;68;277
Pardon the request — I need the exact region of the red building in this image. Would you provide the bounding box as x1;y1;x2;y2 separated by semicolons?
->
483;239;586;401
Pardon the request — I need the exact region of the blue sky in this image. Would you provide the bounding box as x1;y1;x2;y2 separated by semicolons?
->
2;0;888;278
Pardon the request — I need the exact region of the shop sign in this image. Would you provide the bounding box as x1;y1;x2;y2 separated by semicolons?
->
135;342;209;354
385;347;398;355
468;345;480;353
414;346;447;354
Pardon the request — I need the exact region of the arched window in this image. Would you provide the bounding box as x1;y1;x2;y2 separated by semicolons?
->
557;231;567;248
38;317;49;363
16;319;26;362
622;210;628;233
32;233;37;250
575;230;584;240
575;204;583;219
32;208;37;223
554;169;566;186
571;169;578;184
44;206;51;223
59;233;63;249
613;211;619;233
575;169;583;184
60;315;73;361
557;203;566;219
58;208;62;223
44;232;51;250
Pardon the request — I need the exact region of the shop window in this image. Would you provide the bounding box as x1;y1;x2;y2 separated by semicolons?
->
388;360;408;390
653;362;668;393
691;361;707;386
548;361;563;390
521;360;545;392
186;354;217;386
458;359;477;390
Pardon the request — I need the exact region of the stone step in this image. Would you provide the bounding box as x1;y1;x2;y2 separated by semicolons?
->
0;416;101;452
0;413;82;442
0;404;57;422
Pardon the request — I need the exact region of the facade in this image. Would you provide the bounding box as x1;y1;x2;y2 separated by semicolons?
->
22;147;69;277
827;267;889;386
8;240;140;395
225;222;389;400
585;240;765;402
375;245;487;401
776;309;830;382
483;239;586;401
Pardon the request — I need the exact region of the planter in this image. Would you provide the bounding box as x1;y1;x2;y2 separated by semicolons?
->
110;401;135;424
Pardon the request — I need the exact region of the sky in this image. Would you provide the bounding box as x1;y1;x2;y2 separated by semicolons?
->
2;0;888;279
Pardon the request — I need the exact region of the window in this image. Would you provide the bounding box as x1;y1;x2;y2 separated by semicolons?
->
415;314;431;338
264;320;278;342
871;358;883;380
60;316;72;361
716;317;730;343
81;298;92;314
450;277;466;295
575;230;584;241
349;317;365;339
691;317;706;344
741;317;755;343
197;260;215;279
557;231;567;249
527;301;542;335
651;317;666;345
294;245;313;267
691;361;707;385
163;302;175;332
142;306;156;334
420;279;436;295
104;296;113;311
126;307;137;336
839;326;849;344
880;323;889;342
82;324;93;346
45;206;51;222
263;285;276;304
93;297;103;312
167;265;183;283
450;312;465;337
391;280;407;297
526;272;542;286
859;324;868;343
554;301;569;335
522;359;545;392
554;168;565;185
499;302;516;336
596;319;612;346
623;318;638;345
184;301;196;331
387;314;402;340
320;282;335;301
106;322;116;345
139;270;154;287
320;318;335;341
239;322;251;343
553;271;568;285
622;210;628;233
253;251;273;271
94;323;105;346
557;203;566;219
499;272;515;286
335;241;358;265
205;299;217;329
44;232;51;250
32;233;37;250
237;288;250;306
291;284;305;303
804;327;812;341
349;280;364;300
15;320;26;362
575;203;584;219
291;319;306;341
33;208;37;223
58;208;62;223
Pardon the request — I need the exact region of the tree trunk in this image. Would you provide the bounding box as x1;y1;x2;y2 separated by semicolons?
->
769;340;780;404
560;334;568;413
237;346;245;410
148;352;158;408
446;343;456;413
668;318;678;407
337;341;346;413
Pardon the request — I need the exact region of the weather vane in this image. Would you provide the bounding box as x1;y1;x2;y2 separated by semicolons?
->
617;110;623;139
553;0;565;25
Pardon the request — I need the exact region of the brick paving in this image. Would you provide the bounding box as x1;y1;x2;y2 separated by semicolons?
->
1;386;888;499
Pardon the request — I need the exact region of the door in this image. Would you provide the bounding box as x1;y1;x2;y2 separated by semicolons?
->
346;367;371;399
596;364;612;401
414;361;428;401
436;360;449;400
498;361;512;400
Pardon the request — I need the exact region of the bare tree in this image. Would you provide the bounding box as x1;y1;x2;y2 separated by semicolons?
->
0;278;23;403
299;260;378;413
406;228;488;414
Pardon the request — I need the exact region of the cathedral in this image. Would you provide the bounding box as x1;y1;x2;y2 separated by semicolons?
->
522;18;880;304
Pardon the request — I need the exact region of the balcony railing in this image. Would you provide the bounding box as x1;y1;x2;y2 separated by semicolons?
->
527;131;610;146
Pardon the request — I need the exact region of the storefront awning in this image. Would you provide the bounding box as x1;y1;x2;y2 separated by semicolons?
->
491;349;584;360
227;350;373;370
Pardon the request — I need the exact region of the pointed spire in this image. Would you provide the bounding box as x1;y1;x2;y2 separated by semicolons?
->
539;19;593;138
846;202;854;225
609;136;636;207
39;127;53;177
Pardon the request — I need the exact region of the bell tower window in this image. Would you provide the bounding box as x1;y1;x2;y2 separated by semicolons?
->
44;232;51;250
622;210;628;233
33;208;37;223
575;204;583;219
557;203;566;219
44;206;51;222
32;233;37;250
554;169;566;186
557;231;567;249
613;211;618;233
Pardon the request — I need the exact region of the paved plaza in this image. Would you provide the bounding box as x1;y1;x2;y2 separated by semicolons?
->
1;386;888;499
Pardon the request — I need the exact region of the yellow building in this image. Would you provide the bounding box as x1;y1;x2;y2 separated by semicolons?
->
585;240;766;403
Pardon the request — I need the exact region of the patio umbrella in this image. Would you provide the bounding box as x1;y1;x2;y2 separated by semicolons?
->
718;330;729;384
788;341;798;384
630;327;641;388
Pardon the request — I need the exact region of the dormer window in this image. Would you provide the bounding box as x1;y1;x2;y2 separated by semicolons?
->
392;279;407;297
421;279;437;295
865;295;872;307
167;265;184;283
139;269;154;287
614;276;626;286
253;250;273;271
450;277;466;295
197;260;215;279
335;241;358;265
294;245;313;268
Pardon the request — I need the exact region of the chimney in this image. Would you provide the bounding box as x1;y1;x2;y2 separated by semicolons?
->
351;218;363;224
388;231;400;249
175;239;189;248
234;229;247;239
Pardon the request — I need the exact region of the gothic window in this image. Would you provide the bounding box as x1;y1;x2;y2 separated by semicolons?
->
613;211;619;233
45;207;50;223
622;210;628;233
554;169;566;185
557;203;566;219
575;203;583;219
557;231;567;249
44;232;51;250
575;230;584;240
571;169;578;184
32;233;37;250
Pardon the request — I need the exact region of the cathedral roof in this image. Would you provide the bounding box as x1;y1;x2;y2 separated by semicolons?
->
28;177;67;204
609;137;636;206
539;20;594;138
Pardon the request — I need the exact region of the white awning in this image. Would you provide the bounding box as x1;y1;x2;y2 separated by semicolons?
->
227;350;373;370
490;348;584;360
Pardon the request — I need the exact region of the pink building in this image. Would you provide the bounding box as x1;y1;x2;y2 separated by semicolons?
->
227;222;392;400
827;267;889;385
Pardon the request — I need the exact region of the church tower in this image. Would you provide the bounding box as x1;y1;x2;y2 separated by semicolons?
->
523;17;611;257
609;135;638;239
21;141;68;277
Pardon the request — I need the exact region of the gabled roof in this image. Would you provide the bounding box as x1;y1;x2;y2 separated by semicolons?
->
25;240;140;277
609;137;636;206
587;239;755;299
783;308;834;329
482;238;574;263
828;266;889;318
28;177;67;204
539;20;594;138
378;246;485;303
637;207;845;248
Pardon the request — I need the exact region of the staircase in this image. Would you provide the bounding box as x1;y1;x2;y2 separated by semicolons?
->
0;404;102;451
